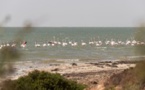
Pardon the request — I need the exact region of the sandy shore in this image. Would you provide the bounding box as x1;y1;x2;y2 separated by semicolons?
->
3;60;135;90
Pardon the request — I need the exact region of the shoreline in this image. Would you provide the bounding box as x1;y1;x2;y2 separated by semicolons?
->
1;60;136;90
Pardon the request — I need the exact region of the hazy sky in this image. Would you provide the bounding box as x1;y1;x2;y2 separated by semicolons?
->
0;0;145;27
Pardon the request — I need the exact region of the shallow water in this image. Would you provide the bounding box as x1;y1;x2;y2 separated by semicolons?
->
0;27;144;63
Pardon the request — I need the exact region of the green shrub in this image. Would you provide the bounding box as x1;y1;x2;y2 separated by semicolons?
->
0;70;86;90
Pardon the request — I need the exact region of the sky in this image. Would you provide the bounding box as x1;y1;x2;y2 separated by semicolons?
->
0;0;145;27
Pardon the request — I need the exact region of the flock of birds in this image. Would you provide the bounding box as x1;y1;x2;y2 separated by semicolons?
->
0;39;145;49
34;39;145;47
0;41;27;49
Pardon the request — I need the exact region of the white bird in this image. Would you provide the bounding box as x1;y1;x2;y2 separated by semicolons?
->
35;42;41;47
81;40;86;46
110;40;116;46
11;43;16;47
21;44;26;48
51;43;55;46
105;40;110;45
62;42;68;47
69;41;72;44
96;42;100;46
126;40;131;45
43;43;47;47
89;41;94;45
6;42;10;46
71;42;78;46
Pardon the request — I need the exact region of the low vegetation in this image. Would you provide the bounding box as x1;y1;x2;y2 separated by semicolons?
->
0;70;86;90
104;61;145;90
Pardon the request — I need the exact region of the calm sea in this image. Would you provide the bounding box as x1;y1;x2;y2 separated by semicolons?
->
0;27;144;63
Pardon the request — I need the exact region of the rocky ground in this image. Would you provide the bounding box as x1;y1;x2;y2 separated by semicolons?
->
0;60;136;90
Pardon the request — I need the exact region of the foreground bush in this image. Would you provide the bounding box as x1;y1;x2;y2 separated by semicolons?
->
0;70;85;90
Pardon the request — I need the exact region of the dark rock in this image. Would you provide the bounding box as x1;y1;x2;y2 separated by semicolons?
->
90;81;98;84
51;68;59;71
105;64;112;67
29;66;33;68
112;65;118;68
112;62;118;65
97;65;104;68
72;63;77;66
